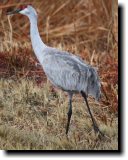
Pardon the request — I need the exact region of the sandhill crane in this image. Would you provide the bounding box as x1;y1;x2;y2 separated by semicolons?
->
7;5;104;136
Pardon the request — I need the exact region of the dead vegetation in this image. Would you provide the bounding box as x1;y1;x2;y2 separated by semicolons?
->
0;0;118;150
0;79;118;150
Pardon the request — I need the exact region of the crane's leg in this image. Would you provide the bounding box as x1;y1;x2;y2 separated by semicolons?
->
66;93;73;135
81;91;104;137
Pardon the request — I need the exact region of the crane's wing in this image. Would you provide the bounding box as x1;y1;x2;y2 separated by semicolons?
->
42;50;89;92
41;47;101;98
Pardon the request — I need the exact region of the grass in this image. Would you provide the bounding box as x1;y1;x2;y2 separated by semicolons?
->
0;0;118;150
0;79;118;150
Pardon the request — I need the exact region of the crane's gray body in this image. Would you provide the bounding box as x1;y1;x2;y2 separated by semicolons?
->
41;46;101;100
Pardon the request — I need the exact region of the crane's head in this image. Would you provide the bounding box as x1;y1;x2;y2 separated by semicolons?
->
87;67;101;101
7;5;37;18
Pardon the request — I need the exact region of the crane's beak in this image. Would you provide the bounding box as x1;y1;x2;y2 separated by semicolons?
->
7;8;21;15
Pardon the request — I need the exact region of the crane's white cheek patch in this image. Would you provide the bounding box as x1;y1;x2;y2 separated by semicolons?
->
19;8;29;15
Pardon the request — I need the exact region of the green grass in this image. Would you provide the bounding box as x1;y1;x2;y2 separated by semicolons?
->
0;78;118;150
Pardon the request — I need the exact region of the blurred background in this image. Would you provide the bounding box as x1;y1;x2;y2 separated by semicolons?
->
0;0;117;53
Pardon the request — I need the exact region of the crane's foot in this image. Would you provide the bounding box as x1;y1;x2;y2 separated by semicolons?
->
93;124;111;141
93;124;104;138
66;124;69;135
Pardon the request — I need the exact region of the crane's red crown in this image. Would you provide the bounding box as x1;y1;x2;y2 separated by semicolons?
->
19;5;28;10
18;4;32;10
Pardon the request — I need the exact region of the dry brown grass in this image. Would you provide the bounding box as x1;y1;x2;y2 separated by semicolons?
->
0;0;118;150
0;79;118;150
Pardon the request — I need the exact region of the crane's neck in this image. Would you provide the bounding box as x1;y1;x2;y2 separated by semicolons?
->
28;15;46;63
